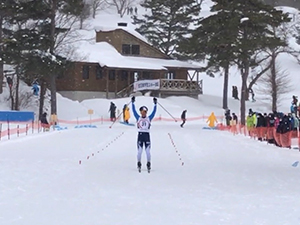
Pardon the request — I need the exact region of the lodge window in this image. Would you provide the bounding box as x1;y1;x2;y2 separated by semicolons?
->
57;71;64;79
122;44;131;54
132;45;140;55
82;65;89;79
120;70;128;81
109;70;115;80
96;65;103;79
122;44;140;55
142;71;151;79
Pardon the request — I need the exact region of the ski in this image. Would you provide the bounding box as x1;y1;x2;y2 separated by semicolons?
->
137;162;142;173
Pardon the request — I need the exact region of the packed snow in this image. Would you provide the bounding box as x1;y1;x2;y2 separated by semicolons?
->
2;96;300;225
2;1;300;224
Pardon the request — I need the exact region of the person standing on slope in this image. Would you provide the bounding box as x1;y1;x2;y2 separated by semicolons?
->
131;96;157;172
180;110;187;128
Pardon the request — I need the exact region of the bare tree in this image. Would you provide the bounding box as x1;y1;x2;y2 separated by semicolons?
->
0;16;4;94
80;3;91;29
247;19;300;101
105;0;135;18
257;60;292;112
90;0;106;18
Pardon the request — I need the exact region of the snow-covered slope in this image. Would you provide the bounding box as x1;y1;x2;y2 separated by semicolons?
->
2;2;300;224
1;106;300;225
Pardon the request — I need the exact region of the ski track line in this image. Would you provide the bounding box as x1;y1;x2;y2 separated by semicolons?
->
78;129;127;165
167;132;185;166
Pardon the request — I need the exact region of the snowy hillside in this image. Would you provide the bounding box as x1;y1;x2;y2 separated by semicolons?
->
2;2;300;225
2;0;300;115
2;95;300;225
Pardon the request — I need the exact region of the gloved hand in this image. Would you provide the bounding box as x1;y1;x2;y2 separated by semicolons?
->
153;97;157;104
131;96;135;103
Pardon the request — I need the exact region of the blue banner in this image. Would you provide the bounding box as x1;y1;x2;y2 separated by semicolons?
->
0;111;34;122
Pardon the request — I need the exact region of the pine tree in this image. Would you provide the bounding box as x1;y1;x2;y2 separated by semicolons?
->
183;8;237;109
133;0;201;56
2;0;84;116
1;0;52;110
182;0;289;124
0;0;17;94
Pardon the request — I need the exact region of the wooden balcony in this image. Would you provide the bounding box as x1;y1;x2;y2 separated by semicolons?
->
116;79;203;98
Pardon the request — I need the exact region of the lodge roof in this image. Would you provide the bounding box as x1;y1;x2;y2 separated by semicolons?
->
74;41;202;71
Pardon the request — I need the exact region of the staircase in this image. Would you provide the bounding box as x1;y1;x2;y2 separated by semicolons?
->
116;83;134;98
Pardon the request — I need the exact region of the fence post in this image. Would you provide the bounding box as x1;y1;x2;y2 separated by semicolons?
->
0;123;2;141
26;124;28;136
17;125;19;137
7;120;10;140
32;120;34;134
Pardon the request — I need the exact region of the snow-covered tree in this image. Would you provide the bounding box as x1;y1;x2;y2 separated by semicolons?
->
133;0;201;56
90;0;106;18
105;0;135;18
182;0;290;124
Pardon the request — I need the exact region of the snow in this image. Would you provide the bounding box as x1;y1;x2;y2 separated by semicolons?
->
1;96;300;225
240;17;249;23
2;3;300;224
71;40;200;70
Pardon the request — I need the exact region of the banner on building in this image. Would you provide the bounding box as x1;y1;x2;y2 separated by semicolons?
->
133;79;160;92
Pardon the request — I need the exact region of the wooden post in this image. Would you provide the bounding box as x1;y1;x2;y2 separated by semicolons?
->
106;69;109;99
127;71;130;86
115;70;118;98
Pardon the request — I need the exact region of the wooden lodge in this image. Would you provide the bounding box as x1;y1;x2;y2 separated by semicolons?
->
56;23;203;101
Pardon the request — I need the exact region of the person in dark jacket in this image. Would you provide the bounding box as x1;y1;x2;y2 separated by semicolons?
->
266;113;275;144
232;113;238;124
256;113;266;127
123;104;127;122
225;109;232;126
40;112;49;125
180;110;187;128
40;112;50;131
109;102;116;121
266;113;275;127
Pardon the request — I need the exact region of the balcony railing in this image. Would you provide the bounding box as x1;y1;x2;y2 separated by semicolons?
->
160;79;202;93
116;79;203;98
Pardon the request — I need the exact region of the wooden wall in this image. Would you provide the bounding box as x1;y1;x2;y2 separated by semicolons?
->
96;29;169;59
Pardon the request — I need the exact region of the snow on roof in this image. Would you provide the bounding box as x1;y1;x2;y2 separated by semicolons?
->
95;25;149;44
72;41;201;71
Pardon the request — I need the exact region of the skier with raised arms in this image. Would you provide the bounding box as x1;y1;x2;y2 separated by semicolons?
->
131;96;157;173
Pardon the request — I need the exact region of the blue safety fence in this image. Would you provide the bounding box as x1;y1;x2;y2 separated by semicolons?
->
0;111;34;122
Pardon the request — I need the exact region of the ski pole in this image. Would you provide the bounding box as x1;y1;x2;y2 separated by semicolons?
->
109;101;131;128
157;102;177;122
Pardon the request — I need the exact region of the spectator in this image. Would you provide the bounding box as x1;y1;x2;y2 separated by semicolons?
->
249;88;255;102
109;102;116;122
225;109;232;126
180;110;187;128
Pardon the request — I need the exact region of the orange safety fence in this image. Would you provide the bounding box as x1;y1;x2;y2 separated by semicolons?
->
0;114;224;141
220;124;300;149
57;115;226;124
0;121;55;141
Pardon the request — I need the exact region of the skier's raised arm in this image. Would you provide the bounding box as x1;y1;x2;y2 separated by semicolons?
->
148;98;157;121
131;96;140;121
